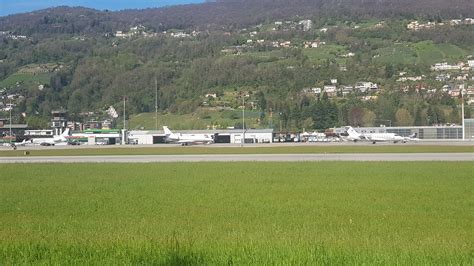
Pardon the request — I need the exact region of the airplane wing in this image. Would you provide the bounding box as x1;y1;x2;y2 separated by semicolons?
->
364;135;386;142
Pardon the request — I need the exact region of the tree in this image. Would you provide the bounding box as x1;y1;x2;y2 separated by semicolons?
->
385;64;394;79
26;116;48;129
395;108;414;126
362;109;376;126
256;91;267;111
448;106;459;124
348;107;364;127
302;117;314;131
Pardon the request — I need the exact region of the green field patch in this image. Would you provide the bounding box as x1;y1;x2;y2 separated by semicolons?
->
373;44;418;65
0;145;472;157
412;41;469;65
353;19;383;29
436;43;467;59
0;72;51;88
130;110;262;130
243;50;284;60
373;41;470;66
0;162;471;264
303;45;347;64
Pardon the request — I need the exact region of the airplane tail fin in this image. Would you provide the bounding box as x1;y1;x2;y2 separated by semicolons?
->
163;126;173;136
61;128;70;136
163;126;179;140
408;132;418;140
345;126;362;139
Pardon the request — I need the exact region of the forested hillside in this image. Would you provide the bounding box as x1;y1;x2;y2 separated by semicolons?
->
1;0;473;36
0;0;473;130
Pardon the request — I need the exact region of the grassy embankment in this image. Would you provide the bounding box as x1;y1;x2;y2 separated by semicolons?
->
0;145;473;157
0;162;472;264
129;110;262;130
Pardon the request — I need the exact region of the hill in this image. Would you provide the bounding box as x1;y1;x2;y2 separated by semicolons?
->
0;0;473;130
1;0;473;37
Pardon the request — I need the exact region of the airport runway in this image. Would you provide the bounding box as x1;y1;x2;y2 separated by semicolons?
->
0;153;472;163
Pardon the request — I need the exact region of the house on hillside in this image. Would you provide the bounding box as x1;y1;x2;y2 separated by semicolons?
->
431;62;462;71
205;93;217;99
299;20;313;31
323;85;337;97
339;86;354;97
468;60;474;69
355;82;378;93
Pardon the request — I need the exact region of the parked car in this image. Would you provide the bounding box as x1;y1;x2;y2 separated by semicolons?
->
40;142;54;146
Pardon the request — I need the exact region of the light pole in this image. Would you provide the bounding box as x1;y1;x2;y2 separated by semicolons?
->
123;96;126;130
461;88;465;141
121;96;127;145
9;99;12;144
241;93;245;147
155;77;158;131
279;112;282;132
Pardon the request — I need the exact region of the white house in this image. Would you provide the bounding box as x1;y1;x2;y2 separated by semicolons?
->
323;85;337;97
431;62;462;71
299;20;313;31
355;82;378;93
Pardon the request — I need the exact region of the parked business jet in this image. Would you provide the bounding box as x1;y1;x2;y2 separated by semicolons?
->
343;126;405;144
15;139;30;146
163;126;215;146
30;128;71;146
404;132;419;142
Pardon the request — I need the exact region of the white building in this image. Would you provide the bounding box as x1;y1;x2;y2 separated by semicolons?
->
323;85;337;97
431;62;462;71
355;82;378;93
128;129;274;145
299;20;313;31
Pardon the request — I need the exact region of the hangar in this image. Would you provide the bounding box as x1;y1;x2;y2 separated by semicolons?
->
128;128;274;145
335;121;474;141
72;129;122;145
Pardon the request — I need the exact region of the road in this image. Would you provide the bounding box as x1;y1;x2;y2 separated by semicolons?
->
0;153;472;163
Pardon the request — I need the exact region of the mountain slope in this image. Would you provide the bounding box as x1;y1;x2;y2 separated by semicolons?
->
1;0;473;36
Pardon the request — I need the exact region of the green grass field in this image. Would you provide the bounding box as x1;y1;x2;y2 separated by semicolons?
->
0;72;52;88
0;162;471;264
302;45;348;64
130;110;262;130
373;41;470;66
0;145;473;157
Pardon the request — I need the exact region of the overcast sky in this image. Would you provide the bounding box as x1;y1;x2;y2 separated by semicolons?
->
0;0;205;16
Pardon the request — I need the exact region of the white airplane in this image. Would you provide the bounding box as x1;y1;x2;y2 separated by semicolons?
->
14;139;30;146
29;128;71;146
343;126;405;144
163;126;215;146
404;132;419;142
1;142;17;149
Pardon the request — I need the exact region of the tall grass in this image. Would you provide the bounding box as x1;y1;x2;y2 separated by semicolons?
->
0;162;471;264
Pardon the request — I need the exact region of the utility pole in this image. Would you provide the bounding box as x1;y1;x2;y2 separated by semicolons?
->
461;88;465;141
241;93;245;147
9;99;12;144
123;96;126;130
279;112;282;133
155;77;158;131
